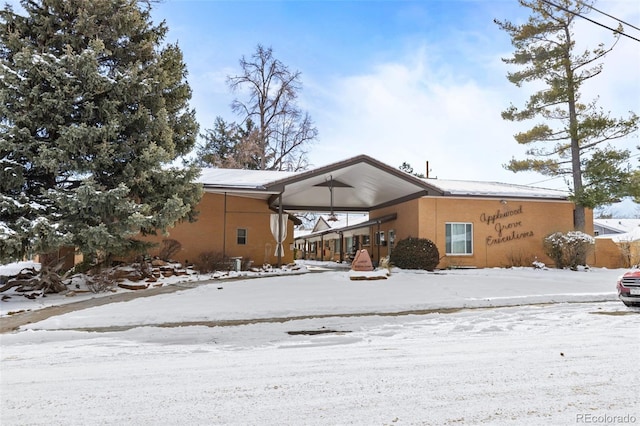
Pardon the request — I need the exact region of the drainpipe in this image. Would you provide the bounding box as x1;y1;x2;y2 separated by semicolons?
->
223;192;227;259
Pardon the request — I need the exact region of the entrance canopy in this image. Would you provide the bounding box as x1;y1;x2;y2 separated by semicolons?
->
198;155;442;212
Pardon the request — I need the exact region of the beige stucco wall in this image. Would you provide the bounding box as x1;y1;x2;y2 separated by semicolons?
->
371;196;593;269
594;238;640;269
145;192;294;267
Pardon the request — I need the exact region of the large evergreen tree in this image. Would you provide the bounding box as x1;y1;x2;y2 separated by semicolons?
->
495;0;638;230
196;116;261;169
0;0;202;270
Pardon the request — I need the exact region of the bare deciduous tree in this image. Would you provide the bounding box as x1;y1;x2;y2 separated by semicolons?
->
227;44;317;171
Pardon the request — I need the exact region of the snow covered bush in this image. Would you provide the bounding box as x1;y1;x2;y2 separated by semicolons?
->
390;237;440;271
543;231;595;270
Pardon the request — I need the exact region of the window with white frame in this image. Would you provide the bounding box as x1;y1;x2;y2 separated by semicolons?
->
375;231;386;246
237;228;247;245
445;223;473;255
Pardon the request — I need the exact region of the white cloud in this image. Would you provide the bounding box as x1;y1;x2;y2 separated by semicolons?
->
306;47;547;186
305;3;639;188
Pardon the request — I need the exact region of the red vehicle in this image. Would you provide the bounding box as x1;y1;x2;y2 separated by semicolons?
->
617;269;640;307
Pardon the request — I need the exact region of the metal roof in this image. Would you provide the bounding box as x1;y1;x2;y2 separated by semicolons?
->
198;154;569;212
200;155;439;211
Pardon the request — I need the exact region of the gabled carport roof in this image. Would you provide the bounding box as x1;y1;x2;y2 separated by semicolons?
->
265;155;441;212
200;155;442;212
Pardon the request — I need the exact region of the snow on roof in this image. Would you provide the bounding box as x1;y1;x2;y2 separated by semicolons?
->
297;214;371;238
317;214;370;230
197;168;298;189
195;162;568;201
423;178;569;199
593;219;640;234
608;227;640;243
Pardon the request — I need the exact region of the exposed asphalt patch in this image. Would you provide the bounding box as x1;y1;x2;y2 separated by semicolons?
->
12;308;467;333
589;310;639;316
287;328;352;335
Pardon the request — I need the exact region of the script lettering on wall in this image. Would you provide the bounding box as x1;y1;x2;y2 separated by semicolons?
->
480;205;534;246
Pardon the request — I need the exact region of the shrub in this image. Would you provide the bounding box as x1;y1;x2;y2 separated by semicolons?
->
543;231;595;270
390;237;440;271
618;240;640;268
194;251;230;273
158;239;182;261
85;269;116;293
505;249;535;268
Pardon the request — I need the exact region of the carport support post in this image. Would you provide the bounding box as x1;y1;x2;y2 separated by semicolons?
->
376;221;381;266
278;193;283;268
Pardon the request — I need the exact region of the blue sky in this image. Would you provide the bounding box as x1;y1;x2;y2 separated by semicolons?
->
148;0;639;189
6;0;640;188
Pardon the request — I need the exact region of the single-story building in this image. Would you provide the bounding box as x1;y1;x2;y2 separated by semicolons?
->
593;219;640;236
590;219;640;268
149;155;621;269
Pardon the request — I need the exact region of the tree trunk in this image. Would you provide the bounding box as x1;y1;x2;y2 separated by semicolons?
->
564;26;586;232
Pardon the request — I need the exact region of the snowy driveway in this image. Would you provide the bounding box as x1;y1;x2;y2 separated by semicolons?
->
1;267;639;425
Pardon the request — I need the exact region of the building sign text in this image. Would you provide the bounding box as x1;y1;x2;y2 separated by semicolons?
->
480;205;535;246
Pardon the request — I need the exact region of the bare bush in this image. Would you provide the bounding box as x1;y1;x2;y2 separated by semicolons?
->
194;251;230;273
133;258;153;279
505;250;534;268
85;269;116;293
159;239;182;261
618;240;640;268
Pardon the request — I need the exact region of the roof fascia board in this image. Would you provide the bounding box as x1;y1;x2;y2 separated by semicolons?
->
439;193;569;201
295;213;397;240
370;190;431;211
279;205;371;213
204;187;280;199
264;154;442;194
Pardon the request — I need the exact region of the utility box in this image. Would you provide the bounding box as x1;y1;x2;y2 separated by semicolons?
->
231;257;242;272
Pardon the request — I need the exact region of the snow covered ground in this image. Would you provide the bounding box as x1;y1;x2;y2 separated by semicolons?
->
1;263;639;425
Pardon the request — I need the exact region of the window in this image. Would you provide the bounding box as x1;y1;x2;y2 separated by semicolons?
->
237;228;247;245
375;231;386;246
388;229;395;247
345;236;354;253
446;223;473;255
362;234;371;246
